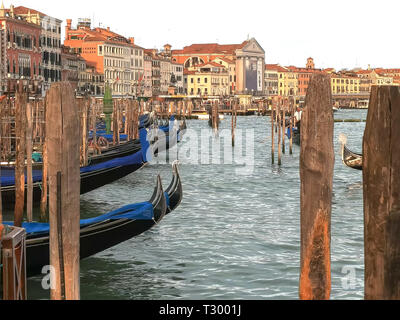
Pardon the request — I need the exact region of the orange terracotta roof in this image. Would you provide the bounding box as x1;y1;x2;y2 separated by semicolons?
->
68;24;136;47
13;6;47;17
172;41;248;55
184;69;196;75
265;64;287;72
356;69;373;74
215;57;235;64
196;61;226;68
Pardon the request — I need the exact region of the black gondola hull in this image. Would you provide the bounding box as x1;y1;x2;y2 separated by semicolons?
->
1;163;144;208
26;219;156;278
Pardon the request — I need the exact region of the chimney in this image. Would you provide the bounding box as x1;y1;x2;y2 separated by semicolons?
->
152;49;157;58
129;37;134;45
66;19;72;40
107;27;110;32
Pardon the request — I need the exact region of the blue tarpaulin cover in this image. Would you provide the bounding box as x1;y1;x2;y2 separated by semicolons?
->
3;201;154;235
0;128;149;187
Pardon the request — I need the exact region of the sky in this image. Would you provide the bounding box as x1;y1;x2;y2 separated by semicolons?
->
6;0;400;70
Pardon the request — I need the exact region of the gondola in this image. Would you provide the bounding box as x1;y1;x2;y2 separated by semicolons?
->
341;143;363;171
152;119;187;155
3;162;183;278
0;118;186;208
286;127;300;146
165;161;183;214
0;128;152;208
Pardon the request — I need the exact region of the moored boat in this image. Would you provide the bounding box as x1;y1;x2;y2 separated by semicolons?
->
339;134;363;170
3;162;183;277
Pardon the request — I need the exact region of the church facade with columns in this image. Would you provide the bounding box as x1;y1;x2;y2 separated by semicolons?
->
172;38;265;96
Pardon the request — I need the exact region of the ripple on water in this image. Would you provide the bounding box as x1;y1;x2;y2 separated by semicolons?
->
27;111;367;300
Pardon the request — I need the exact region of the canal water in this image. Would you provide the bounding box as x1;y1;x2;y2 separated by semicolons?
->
26;109;367;300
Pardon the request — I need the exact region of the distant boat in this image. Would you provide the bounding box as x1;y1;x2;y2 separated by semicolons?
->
333;106;340;112
339;134;363;170
196;113;224;121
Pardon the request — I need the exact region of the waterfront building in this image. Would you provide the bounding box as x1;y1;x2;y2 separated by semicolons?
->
331;73;360;95
0;23;6;94
160;57;171;95
172;38;265;96
277;66;298;97
80;63;104;96
61;45;104;96
146;45;184;96
150;51;161;96
61;45;80;91
13;6;62;94
356;68;395;94
143;52;153;97
64;18;143;97
264;64;279;97
287;59;322;98
356;69;373;94
171;61;184;94
213;57;236;94
0;4;42;94
184;62;229;97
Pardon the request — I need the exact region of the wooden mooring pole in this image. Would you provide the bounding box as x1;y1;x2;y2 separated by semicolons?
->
277;101;282;166
289;97;294;155
282;101;286;155
47;83;80;300
26;101;33;223
271;100;275;165
14;83;27;228
40;100;48;222
299;74;334;300
363;86;400;300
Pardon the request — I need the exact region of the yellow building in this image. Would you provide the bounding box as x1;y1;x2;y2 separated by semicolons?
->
212;57;236;94
278;66;298;97
331;75;360;95
184;62;229;97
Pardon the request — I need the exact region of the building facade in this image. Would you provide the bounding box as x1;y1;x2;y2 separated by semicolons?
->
185;62;229;97
0;26;6;94
13;6;62;94
172;38;265;96
61;45;80;91
0;5;42;94
171;61;184;94
213;57;236;94
151;53;161;96
143;52;153;97
160;57;171;95
331;74;360;95
264;64;279;97
64;18;143;97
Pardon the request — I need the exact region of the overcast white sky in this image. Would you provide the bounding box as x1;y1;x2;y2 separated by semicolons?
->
7;0;400;70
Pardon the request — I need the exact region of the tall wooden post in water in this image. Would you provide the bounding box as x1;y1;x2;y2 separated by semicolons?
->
363;86;400;300
271;100;275;165
47;83;80;300
277;101;282;166
14;83;27;228
26;101;33;223
299;74;334;300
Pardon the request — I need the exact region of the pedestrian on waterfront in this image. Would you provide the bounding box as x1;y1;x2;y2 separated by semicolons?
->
294;107;303;132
